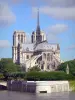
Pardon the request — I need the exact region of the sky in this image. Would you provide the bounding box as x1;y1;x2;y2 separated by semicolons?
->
0;0;75;61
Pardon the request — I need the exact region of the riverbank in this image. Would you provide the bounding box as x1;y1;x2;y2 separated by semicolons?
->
69;81;75;91
7;80;69;93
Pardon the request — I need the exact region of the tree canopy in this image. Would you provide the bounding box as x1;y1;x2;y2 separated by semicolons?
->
28;65;41;72
58;60;75;75
0;58;21;75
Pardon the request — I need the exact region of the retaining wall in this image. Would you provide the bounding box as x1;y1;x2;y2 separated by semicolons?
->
7;80;70;93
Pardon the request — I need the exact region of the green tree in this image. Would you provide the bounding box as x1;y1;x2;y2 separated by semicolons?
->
29;65;41;72
0;73;4;80
58;60;75;75
0;58;21;76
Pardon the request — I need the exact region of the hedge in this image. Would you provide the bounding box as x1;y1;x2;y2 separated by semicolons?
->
6;71;75;81
26;71;75;81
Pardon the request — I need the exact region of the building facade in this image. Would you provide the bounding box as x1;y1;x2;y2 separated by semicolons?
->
12;10;61;72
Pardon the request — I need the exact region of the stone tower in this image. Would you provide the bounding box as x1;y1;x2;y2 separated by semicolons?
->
31;31;46;43
12;31;26;63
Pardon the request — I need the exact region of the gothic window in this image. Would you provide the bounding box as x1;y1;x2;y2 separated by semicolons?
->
50;55;53;61
43;53;46;59
31;35;33;43
21;35;23;43
54;62;55;68
26;55;29;59
13;36;14;45
47;53;50;61
18;35;20;41
41;65;44;69
52;62;55;69
47;65;49;69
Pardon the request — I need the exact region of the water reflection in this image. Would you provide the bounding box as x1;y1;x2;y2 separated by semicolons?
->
0;91;75;100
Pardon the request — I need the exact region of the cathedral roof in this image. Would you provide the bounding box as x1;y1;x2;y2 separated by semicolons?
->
34;41;58;51
22;43;34;52
21;41;59;52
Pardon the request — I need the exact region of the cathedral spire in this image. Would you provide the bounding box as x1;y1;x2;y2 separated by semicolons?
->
36;8;42;44
36;8;40;35
37;8;40;28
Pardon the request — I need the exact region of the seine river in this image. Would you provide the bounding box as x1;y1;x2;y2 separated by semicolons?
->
0;91;75;100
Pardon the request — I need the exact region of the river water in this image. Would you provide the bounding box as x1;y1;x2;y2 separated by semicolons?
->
0;91;75;100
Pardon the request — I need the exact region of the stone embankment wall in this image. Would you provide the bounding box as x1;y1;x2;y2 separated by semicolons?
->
7;80;70;93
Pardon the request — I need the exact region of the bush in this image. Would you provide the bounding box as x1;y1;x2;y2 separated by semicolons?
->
7;72;26;80
29;66;41;72
0;58;21;80
25;71;75;81
0;73;4;80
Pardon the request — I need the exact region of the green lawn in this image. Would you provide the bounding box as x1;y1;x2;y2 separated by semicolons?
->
69;80;75;91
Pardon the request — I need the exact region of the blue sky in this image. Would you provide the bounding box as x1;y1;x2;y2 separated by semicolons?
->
0;0;75;61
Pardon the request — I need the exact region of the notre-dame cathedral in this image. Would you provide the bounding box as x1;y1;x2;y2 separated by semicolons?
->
12;10;61;72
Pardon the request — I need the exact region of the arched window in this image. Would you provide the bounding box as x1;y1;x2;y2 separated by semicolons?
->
54;52;55;54
47;53;50;61
21;35;23;43
26;55;29;59
50;55;53;61
18;35;20;41
13;35;14;45
47;65;49;69
43;53;46;59
41;65;44;69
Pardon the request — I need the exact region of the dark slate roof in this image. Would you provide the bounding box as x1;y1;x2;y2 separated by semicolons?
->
34;41;57;51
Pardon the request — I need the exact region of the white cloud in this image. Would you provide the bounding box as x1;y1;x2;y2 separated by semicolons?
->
46;24;68;34
2;0;75;7
32;7;75;20
0;2;16;27
45;24;68;43
15;0;75;7
0;40;11;48
41;0;75;7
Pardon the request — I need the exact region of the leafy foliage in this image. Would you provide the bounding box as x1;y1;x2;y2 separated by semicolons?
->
0;73;4;79
29;66;41;72
58;60;75;75
7;72;26;80
26;71;75;81
0;58;21;80
69;81;75;91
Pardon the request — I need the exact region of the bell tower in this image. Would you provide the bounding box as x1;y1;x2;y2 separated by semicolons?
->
12;31;26;63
